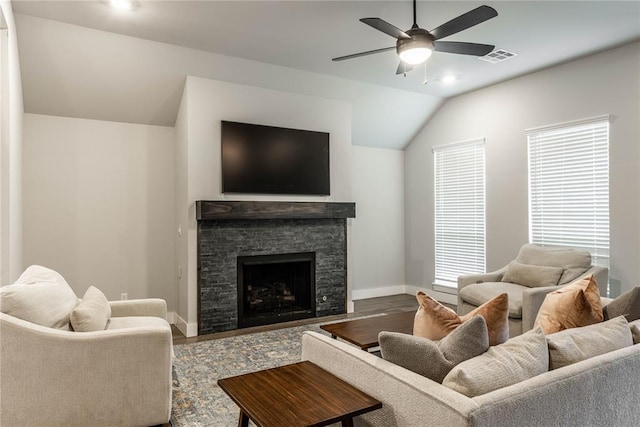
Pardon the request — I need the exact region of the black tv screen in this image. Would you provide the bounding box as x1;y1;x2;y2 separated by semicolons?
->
221;121;330;195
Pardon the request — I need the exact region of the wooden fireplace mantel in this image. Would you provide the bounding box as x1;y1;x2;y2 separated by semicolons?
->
196;200;356;220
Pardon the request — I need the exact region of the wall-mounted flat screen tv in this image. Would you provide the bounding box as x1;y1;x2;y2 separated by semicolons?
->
221;121;330;195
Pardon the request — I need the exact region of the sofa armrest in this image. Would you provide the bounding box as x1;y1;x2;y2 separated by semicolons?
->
109;298;167;320
586;265;609;296
0;313;172;426
521;265;610;332
301;331;477;427
470;345;640;427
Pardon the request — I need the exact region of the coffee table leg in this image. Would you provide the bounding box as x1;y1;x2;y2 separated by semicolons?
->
341;418;354;427
238;410;249;427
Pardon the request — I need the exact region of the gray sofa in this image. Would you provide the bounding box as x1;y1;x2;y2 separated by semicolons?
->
457;244;608;337
301;323;640;427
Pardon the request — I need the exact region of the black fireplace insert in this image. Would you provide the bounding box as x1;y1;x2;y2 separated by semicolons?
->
237;252;316;328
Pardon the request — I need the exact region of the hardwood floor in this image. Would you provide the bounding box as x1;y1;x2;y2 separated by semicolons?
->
171;293;423;345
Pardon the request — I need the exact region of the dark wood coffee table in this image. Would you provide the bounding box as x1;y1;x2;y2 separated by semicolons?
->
218;361;381;427
320;310;415;351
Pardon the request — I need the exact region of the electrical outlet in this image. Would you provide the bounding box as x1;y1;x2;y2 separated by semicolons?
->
120;293;128;300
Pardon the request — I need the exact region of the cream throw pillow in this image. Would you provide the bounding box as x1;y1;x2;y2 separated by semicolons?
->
413;291;509;346
501;261;564;288
442;328;548;397
70;286;112;332
546;316;632;370
534;275;603;334
0;265;78;330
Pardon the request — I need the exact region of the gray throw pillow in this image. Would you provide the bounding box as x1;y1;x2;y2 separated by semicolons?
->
546;315;633;370
628;320;640;344
501;261;564;288
379;315;489;383
603;287;640;322
442;328;548;397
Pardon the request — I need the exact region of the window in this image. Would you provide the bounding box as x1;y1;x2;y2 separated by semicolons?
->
527;116;610;269
433;139;485;290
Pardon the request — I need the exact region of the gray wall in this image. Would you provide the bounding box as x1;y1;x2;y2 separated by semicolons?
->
405;41;640;296
23;114;176;308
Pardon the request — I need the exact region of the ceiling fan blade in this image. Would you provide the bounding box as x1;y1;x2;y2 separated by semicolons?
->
434;41;495;56
332;46;396;62
396;61;414;75
360;18;411;40
430;5;498;40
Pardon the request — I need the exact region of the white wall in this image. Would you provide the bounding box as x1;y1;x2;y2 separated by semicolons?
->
351;146;405;299
15;14;442;150
0;1;23;284
22;114;177;310
405;41;640;297
177;76;352;335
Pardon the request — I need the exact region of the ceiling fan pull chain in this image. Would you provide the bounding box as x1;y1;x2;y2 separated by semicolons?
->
423;62;428;85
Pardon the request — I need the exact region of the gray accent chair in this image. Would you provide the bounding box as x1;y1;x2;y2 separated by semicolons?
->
457;244;608;337
0;299;173;427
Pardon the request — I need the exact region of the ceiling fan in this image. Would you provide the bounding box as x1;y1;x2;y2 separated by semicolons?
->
332;1;498;75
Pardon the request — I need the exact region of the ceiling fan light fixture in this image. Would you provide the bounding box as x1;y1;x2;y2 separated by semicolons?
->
396;28;435;65
109;0;135;10
399;47;432;64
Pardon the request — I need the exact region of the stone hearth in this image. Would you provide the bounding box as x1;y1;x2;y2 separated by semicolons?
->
196;201;355;335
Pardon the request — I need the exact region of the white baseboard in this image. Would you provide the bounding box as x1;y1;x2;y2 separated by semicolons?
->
351;285;406;301
404;285;458;306
347;300;355;313
167;311;177;324
352;284;458;306
174;314;198;337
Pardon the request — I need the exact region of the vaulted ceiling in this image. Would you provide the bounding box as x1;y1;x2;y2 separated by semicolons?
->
11;1;640;149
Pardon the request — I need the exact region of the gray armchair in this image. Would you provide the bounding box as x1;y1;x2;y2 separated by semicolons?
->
457;244;608;337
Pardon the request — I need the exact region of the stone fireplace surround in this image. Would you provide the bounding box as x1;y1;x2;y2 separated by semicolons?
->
196;201;356;335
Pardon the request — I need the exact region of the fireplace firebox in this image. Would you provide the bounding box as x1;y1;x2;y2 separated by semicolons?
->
237;252;316;328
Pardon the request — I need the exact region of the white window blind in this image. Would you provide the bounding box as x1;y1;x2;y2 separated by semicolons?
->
527;116;610;268
434;139;486;288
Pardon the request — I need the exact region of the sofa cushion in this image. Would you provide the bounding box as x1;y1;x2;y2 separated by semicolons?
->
442;327;548;397
0;265;78;330
546;316;632;370
70;286;112;332
380;315;489;383
458;281;525;318
501;261;563;288
515;244;591;285
534;275;603;334
603;287;640;322
414;291;509;346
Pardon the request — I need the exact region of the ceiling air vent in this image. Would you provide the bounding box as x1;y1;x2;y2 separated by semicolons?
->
479;49;518;63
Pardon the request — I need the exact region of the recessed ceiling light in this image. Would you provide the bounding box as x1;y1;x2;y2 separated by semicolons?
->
109;0;134;10
441;75;457;84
